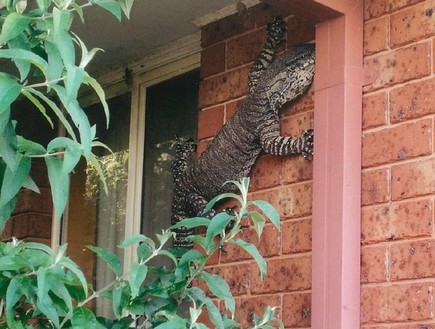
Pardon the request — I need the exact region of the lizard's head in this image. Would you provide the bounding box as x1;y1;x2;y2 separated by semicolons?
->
262;43;315;110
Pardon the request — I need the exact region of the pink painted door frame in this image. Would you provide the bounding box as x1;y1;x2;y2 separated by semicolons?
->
311;1;363;328
262;0;363;325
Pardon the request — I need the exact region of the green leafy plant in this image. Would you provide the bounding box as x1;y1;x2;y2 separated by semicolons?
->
0;178;284;328
1;1;285;328
0;0;133;229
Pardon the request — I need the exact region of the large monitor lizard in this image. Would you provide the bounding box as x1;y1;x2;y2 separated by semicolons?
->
171;17;315;247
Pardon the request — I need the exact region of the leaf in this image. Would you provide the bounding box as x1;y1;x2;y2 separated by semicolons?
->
5;275;22;313
58;256;88;295
171;217;210;230
188;287;223;329
178;249;206;268
200;271;235;315
0;109;18;171
17;135;47;155
87;245;122;276
20;90;54;129
0;73;21;114
83;73;110;128
52;85;92;158
45;156;69;220
22;175;40;193
158;249;178;265
112;280;129;318
7;34;31;81
203;193;242;214
93;0;122;20
44;40;64;82
0;13;31;44
88;153;108;194
128;262;147;298
0;49;48;73
119;0;134;19
52;8;75;65
204;212;233;249
72;307;105;328
0;154;31;207
36;268;60;327
249;211;266;239
25;88;77;141
47;137;82;175
65;64;85;101
118;234;155;249
230;239;267;280
0;196;18;232
249;200;280;230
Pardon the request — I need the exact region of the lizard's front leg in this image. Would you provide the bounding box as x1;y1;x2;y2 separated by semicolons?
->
260;128;314;159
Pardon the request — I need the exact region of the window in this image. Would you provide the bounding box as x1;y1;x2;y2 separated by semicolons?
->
66;94;131;317
63;49;200;317
141;70;199;238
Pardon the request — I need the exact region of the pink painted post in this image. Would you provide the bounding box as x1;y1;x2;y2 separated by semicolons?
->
310;1;363;328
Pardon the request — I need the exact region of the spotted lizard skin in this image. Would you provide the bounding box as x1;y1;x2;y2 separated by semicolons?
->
171;17;315;247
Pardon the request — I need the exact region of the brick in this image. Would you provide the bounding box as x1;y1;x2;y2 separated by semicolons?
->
250;155;282;191
0;218;13;240
362;92;388;129
282;218;312;254
200;43;226;78
235;295;281;328
364;16;389;55
221;224;280;263
280;87;315;117
361;245;388;283
390;1;435;48
198;105;224;140
390;77;435;123
361;285;390;323
13;187;52;215
362;199;433;244
30;159;50;188
390;199;433;240
286;16;316;47
362;119;432;167
391;157;435;200
10;213;52;239
197;139;212;157
198;66;250;108
227;28;266;69
363;42;431;91
251;255;311;294
361;282;433;323
364;0;390;19
252;183;312;219
391;324;435;329
361;168;390;206
280;111;314;136
282;292;311;327
201;12;255;48
364;0;425;19
225;99;244;122
390;238;435;280
361;204;391;243
208;263;251;296
282;156;313;184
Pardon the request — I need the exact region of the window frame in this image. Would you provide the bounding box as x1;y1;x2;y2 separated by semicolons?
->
123;44;201;272
56;35;201;274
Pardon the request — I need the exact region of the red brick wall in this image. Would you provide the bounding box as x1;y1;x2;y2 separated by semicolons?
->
198;4;315;328
361;0;435;327
0;159;53;244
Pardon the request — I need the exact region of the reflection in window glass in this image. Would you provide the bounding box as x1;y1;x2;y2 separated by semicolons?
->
67;93;130;317
142;70;199;240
